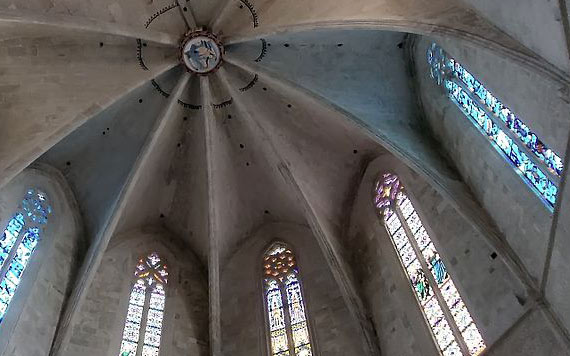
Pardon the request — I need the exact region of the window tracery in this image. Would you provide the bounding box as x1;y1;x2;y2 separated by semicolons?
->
263;242;313;356
0;189;51;323
119;252;168;356
374;173;485;355
427;43;561;209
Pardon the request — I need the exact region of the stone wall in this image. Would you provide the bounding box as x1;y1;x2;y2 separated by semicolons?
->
62;228;209;356
413;36;568;284
220;222;367;355
457;0;570;72
0;164;84;356
346;154;569;355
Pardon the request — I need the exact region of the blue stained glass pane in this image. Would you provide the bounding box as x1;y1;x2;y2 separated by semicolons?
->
428;43;562;208
0;228;40;322
431;258;448;285
432;43;564;178
445;79;557;207
0;214;25;270
22;190;51;225
0;190;50;325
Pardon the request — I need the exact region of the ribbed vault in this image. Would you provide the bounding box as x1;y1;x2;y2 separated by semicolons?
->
1;0;569;355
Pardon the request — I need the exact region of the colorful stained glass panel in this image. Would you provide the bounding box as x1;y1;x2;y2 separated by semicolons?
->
0;214;24;270
120;252;168;356
427;42;561;208
375;174;486;355
263;243;313;356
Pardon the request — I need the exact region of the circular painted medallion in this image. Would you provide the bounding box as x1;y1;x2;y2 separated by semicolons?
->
181;32;223;74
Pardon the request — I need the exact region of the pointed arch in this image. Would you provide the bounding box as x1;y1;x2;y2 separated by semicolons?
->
119;252;169;356
373;173;485;355
0;188;52;323
262;241;314;356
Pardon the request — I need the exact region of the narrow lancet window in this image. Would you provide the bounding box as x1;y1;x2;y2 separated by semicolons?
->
427;43;562;209
0;189;51;323
374;173;485;355
263;242;313;356
119;252;168;356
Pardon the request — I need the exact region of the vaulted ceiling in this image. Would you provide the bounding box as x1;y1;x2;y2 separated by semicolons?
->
3;1;570;355
0;0;552;263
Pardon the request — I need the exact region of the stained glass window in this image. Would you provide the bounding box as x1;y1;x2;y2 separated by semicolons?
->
374;173;485;355
263;242;313;356
119;252;168;356
0;189;51;324
427;43;562;209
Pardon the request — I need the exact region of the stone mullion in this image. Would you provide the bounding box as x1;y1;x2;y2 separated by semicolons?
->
279;281;296;356
394;203;470;355
449;76;560;186
136;283;152;356
0;220;31;284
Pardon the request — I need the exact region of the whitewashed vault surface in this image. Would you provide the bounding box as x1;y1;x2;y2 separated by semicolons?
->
0;0;569;355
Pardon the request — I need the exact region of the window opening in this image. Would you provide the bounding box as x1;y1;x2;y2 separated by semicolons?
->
263;242;313;356
0;189;51;323
119;252;168;356
427;43;562;209
374;173;485;355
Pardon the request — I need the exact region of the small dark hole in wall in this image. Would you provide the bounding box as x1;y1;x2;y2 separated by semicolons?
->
397;42;403;49
464;248;470;255
515;294;526;306
228;114;232;119
490;252;498;260
287;104;292;108
239;4;244;8
66;161;71;166
139;99;143;103
102;131;106;135
183;6;188;11
239;144;245;149
337;43;343;47
263;87;267;91
177;143;181;148
267;43;271;47
353;149;358;154
284;43;290;47
160;213;165;218
143;43;147;47
183;116;188;121
264;210;270;214
99;42;104;47
246;162;250;166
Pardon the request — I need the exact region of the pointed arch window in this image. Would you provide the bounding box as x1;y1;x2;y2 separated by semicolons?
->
263;242;313;356
0;189;51;324
119;252;168;356
427;43;562;210
374;173;485;355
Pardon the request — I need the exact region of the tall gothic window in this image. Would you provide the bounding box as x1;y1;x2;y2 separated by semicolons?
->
0;189;51;324
427;43;562;210
374;173;485;356
119;252;168;356
263;242;313;356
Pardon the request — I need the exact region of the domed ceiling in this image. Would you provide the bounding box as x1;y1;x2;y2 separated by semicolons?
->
0;0;541;259
0;0;544;269
1;0;562;353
